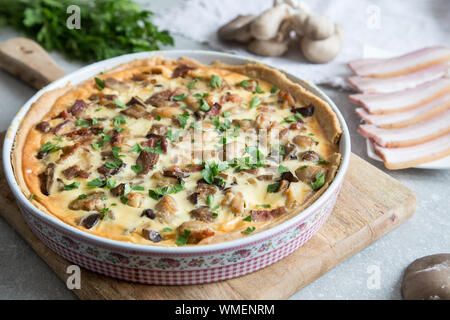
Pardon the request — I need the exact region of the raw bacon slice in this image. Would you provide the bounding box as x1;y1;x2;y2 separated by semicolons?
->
355;92;450;128
358;110;450;147
348;47;450;78
348;58;383;72
349;78;450;114
348;63;449;93
374;133;450;170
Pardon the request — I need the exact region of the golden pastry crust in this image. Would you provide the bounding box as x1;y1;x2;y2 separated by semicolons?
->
12;57;342;246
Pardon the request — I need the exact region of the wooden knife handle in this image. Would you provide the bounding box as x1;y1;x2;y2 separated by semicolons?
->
0;37;65;90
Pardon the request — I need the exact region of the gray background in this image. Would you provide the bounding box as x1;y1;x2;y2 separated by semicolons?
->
0;0;448;299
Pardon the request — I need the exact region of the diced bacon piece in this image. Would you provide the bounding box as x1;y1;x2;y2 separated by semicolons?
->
355;92;450;128
358;110;450;147
373;134;450;170
349;78;450;114
348;47;450;78
348;63;450;93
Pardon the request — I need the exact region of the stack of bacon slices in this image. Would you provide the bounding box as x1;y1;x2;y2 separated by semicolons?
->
347;47;450;169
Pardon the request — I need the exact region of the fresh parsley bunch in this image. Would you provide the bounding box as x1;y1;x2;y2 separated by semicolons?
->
0;0;174;61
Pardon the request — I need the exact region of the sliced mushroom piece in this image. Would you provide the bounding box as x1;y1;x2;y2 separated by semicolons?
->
295;165;327;183
281;171;299;182
293;105;314;117
222;190;244;215
35;121;51;133
121;104;151;119
171;64;196;78
276;179;290;192
190;206;215;223
69;192;106;211
301;150;320;162
39;163;56;195
136;150;159;175
104;77;130;92
126;192;144;208
155;195;178;221
250;206;286;222
70;99;87;115
293;135;315;149
80;213;100;229
177;220;215;244
283;143;297;160
147;123;168;136
126;96;146;107
142;229;162;242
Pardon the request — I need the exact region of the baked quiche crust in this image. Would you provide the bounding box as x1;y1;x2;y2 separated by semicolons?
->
12;57;342;246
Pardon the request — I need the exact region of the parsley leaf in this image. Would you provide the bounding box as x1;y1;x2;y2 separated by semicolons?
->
210;74;222;88
201;161;229;185
95;77;105;90
63;182;80;191
175;229;191;246
278;165;289;174
174;112;190;128
113;99;126;109
249;95;261;108
173;93;186;101
270;87;278;94
243;226;256;234
237;79;249;87
148;181;185;200
267;182;280;193
311;173;325;190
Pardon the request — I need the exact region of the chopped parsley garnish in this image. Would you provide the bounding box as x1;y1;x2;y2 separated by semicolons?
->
318;157;329;165
211;116;231;132
162;227;173;232
270;86;278;94
254;86;264;93
237;79;249;87
39;141;61;153
242;215;252;222
95;77;105;90
174;112;190;128
148;181;185;200
243;226;256;234
166;129;181;142
187;78;199;90
92;133;112;150
222;111;231;118
29;194;39;200
132;185;145;191
128;144;143;153
131;165;142;174
105;158;123;169
267;182;280;193
201;161;229;185
53;136;63;142
206;194;214;206
113;99;126;109
113;115;127;128
87;178;106;188
105;179;117;189
75;119;90;127
77;194;88;200
63;182;80;191
175;229;191;246
278;165;289;174
249;95;261;108
173;93;186;101
311;173;325;190
256;204;271;208
283;114;303;123
210;74;222;88
199;99;211;112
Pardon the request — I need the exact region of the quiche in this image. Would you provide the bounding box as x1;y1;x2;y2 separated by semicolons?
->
12;57;342;246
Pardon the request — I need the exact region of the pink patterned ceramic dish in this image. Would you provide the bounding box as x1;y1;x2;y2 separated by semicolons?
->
3;51;350;285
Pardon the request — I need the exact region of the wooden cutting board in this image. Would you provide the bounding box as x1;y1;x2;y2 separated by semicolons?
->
0;38;417;300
